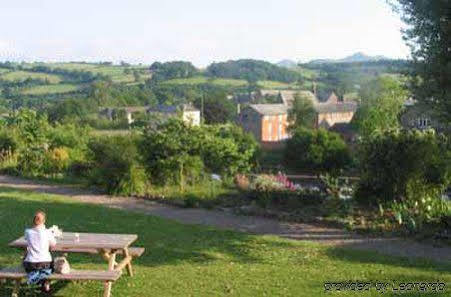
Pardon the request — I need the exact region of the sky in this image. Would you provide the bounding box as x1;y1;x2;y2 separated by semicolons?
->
0;0;410;67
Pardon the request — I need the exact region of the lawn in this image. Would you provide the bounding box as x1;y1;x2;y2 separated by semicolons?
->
20;84;80;95
0;187;449;297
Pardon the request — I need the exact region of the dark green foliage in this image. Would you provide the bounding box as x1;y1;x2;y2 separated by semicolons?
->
288;93;316;130
149;61;198;82
139;119;204;187
284;128;352;176
194;90;236;124
139;119;259;187
391;0;451;123
206;59;302;83
356;129;450;205
0;128;19;154
87;135;147;195
46;99;95;123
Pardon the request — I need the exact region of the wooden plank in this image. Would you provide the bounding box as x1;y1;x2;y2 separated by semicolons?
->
124;248;134;276
9;232;138;250
15;246;145;257
114;255;132;273
103;250;116;297
12;280;20;297
0;267;121;282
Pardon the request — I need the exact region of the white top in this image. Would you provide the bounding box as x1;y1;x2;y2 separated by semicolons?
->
24;225;56;263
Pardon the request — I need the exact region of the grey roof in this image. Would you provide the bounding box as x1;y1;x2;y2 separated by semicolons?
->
260;90;317;106
147;104;199;114
314;102;358;113
249;104;289;115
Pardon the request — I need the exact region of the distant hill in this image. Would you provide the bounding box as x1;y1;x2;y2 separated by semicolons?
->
276;59;298;68
206;59;302;83
309;52;390;64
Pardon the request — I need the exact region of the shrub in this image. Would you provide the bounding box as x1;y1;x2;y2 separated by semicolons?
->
87;135;147;195
140;119;258;187
44;147;70;176
249;173;325;208
0;128;20;155
356;129;450;205
284;128;352;177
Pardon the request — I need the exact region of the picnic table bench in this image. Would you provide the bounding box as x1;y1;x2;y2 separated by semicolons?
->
1;232;145;297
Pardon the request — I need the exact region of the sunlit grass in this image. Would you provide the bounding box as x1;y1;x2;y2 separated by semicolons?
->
0;187;449;296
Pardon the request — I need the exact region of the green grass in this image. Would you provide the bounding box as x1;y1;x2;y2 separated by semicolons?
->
0;187;449;296
257;80;300;89
20;83;80;95
0;71;62;84
43;63;151;83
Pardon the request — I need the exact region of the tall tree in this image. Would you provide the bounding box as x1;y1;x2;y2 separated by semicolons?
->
352;76;407;137
288;92;316;130
390;0;451;123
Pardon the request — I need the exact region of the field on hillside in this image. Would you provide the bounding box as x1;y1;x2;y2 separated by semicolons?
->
163;76;309;90
0;62;152;97
0;187;449;297
42;63;152;83
0;70;62;84
20;83;80;95
163;76;248;87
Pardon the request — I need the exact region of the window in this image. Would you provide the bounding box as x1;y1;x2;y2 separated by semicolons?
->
417;117;430;128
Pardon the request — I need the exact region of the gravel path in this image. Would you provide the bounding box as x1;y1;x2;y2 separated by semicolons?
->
0;175;449;263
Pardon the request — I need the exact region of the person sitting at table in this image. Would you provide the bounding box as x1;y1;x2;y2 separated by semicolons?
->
23;210;56;293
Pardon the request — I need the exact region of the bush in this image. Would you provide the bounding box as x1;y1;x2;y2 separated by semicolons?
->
44;147;70;176
356;129;450;231
0;128;20;155
140;119;259;187
87;135;147;195
356;129;450;205
284;128;352;176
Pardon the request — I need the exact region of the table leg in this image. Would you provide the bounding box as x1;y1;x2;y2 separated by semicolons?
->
103;251;116;297
11;280;20;297
123;248;134;277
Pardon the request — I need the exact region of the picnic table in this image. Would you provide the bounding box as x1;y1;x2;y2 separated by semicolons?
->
4;232;145;297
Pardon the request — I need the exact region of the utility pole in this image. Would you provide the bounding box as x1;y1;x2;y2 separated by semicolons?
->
201;93;205;125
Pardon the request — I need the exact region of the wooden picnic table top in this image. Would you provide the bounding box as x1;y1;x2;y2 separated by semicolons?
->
9;232;138;250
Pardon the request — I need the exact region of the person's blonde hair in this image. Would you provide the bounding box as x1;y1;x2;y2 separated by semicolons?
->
33;210;46;226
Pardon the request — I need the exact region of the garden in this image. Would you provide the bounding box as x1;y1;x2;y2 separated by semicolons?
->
0;109;449;243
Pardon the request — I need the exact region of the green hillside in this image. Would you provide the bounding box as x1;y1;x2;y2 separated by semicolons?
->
21;83;80;95
1;70;62;84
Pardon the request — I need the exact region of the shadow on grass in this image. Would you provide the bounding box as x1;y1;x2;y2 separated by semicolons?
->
0;187;285;268
325;245;451;274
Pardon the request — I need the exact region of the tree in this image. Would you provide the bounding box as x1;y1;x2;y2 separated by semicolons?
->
133;70;141;82
288;92;316;130
390;0;451;124
284;128;352;177
352;76;407;137
194;90;236;124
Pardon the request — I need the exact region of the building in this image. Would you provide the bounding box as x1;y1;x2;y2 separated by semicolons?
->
314;94;357;128
147;104;201;126
400;99;447;132
238;89;358;147
239;104;290;148
100;104;201;126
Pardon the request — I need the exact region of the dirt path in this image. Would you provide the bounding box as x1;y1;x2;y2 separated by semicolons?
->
0;175;449;263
